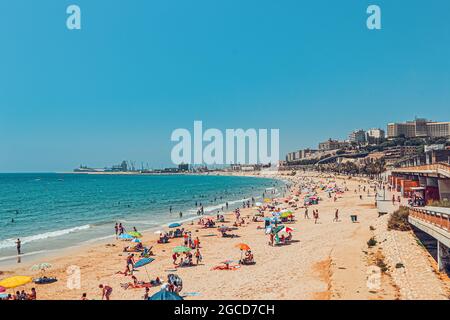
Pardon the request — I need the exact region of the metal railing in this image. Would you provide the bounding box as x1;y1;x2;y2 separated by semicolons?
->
392;162;450;176
409;207;450;232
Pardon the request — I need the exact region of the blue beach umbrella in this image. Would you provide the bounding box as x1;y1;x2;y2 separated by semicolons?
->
134;257;155;281
168;222;182;228
118;234;133;240
0;293;9;299
134;258;154;268
148;290;183;300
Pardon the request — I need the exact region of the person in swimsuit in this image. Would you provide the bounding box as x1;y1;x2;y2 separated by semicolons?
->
16;238;21;255
99;284;112;300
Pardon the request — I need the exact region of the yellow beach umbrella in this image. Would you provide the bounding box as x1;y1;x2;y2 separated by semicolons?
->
0;276;32;289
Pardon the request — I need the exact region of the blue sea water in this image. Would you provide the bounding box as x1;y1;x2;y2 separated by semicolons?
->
0;173;283;265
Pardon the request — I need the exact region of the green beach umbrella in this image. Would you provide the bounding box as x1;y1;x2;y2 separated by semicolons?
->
172;246;191;254
128;231;142;238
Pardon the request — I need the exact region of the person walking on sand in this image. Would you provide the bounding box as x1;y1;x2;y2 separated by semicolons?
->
99;284;112;300
314;210;319;224
114;223;119;238
333;209;339;222
16;238;21;255
304;207;309;219
195;248;202;265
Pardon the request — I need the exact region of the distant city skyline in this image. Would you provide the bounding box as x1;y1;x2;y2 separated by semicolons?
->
1;1;450;172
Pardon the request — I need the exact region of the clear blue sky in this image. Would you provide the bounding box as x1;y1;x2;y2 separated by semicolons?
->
1;0;449;172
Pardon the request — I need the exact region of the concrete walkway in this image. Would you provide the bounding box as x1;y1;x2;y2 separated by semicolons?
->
374;191;449;300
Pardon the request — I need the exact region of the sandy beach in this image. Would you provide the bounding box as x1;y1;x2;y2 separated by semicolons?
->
1;171;448;300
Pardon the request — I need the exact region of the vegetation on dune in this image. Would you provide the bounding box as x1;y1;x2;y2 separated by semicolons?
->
388;206;411;231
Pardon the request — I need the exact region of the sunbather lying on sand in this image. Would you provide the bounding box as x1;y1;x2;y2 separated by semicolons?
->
121;277;161;290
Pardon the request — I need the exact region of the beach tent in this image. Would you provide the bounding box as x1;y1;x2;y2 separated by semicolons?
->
148;290;183;300
0;276;32;289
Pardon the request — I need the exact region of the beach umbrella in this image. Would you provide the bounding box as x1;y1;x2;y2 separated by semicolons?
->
0;286;5;293
0;293;9;299
235;243;250;261
128;231;142;238
172;246;191;254
282;227;294;233
134;257;155;281
118;234;133;240
280;212;292;219
0;276;32;289
31;262;52;272
148;290;183;300
235;243;250;251
272;225;285;234
168;222;181;228
134;257;154;268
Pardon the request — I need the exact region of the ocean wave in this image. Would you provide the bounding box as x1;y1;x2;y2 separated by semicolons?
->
0;224;91;249
186;196;259;215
